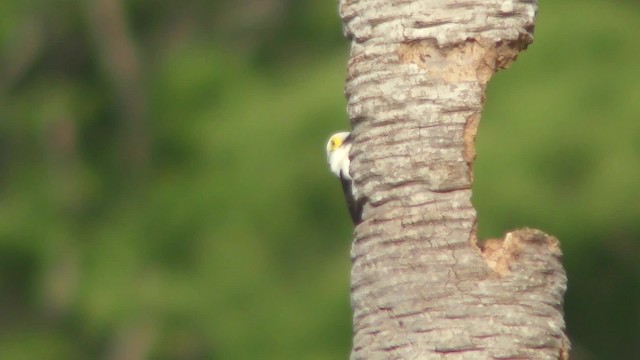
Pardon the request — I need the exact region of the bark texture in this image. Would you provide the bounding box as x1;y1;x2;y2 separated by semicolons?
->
340;0;570;359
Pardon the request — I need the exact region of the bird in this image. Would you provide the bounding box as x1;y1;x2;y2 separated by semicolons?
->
326;131;363;224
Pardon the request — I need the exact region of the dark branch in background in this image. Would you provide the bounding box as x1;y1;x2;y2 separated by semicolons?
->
0;17;44;98
86;0;149;184
0;16;45;185
85;1;152;355
41;114;82;321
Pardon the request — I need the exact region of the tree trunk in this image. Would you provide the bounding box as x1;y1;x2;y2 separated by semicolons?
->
340;1;570;359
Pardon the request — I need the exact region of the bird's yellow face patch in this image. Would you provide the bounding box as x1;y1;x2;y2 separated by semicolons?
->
329;135;344;151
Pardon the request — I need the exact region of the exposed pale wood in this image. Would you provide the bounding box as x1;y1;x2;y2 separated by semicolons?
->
340;0;570;359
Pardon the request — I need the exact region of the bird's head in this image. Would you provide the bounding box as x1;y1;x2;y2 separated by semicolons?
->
326;131;351;158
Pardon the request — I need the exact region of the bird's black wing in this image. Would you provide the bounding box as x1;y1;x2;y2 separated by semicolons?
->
340;174;363;225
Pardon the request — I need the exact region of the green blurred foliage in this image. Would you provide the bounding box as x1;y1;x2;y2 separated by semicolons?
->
0;0;637;359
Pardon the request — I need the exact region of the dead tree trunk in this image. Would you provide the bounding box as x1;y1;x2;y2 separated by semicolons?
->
340;0;570;359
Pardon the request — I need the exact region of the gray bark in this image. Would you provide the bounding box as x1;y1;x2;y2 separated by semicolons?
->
340;0;570;359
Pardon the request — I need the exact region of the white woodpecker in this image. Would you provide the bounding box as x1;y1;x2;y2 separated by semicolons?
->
326;131;363;224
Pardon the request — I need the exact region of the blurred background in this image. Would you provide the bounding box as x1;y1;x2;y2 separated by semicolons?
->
0;0;638;359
